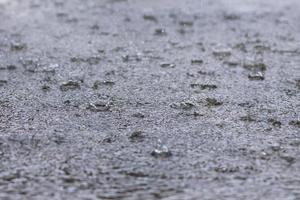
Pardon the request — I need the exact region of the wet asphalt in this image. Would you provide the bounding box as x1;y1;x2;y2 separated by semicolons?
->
0;0;300;199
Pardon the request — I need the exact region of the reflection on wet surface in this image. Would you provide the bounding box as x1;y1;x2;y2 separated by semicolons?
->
0;0;300;199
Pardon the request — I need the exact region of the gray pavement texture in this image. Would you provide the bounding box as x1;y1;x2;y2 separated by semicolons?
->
0;0;300;199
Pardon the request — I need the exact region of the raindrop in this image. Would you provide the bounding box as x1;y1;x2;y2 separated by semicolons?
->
93;80;115;89
213;46;232;59
129;131;145;142
248;71;265;81
143;14;158;22
243;62;267;72
160;63;176;68
60;80;81;91
289;120;300;128
151;139;172;158
154;28;167;36
122;55;130;62
205;98;223;107
170;101;195;110
191;84;217;91
41;84;51;91
179;20;194;27
10;42;27;51
0;79;7;87
191;59;203;65
87;101;111;112
132;113;145;118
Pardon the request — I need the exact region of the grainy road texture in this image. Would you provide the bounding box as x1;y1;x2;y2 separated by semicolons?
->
0;0;300;199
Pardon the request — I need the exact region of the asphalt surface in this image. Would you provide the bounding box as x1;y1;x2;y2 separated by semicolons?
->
0;0;300;199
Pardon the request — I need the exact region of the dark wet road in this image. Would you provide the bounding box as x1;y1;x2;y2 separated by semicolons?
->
0;0;300;199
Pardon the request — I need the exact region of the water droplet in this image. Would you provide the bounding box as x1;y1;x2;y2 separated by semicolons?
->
190;84;217;90
102;137;113;143
70;56;100;65
205;98;223;107
213;46;232;59
143;14;158;22
90;24;100;30
6;65;17;70
240;115;256;122
280;155;295;164
0;80;7;87
160;63;176;68
170;101;195;110
132;113;145;118
41;84;51;91
122;55;130;62
0;71;8;87
151;140;172;158
243;62;267;72
10;42;27;51
223;13;240;21
289;120;300;128
60;80;81;91
129;131;145;142
87;101;111;112
248;71;265;81
154;28;167;36
191;59;203;65
223;60;239;67
270;143;281;151
93;80;115;89
295;79;300;90
179;20;194;27
86;56;101;65
268;119;282;128
20;58;41;73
